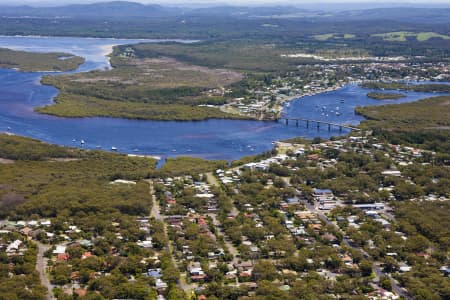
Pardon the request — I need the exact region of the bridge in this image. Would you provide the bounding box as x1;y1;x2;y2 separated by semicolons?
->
277;117;361;132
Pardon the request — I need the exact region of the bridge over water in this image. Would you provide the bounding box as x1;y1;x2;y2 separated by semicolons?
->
277;117;361;132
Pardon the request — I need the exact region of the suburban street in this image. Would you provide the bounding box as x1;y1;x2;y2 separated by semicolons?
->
35;242;53;300
146;179;198;292
205;172;240;264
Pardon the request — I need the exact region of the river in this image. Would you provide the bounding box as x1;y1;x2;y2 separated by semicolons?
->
0;36;447;161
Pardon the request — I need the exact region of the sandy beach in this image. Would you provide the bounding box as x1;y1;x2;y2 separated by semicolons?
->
100;44;115;57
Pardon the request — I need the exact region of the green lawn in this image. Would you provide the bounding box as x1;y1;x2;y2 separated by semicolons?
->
372;31;450;42
312;33;356;41
313;33;335;41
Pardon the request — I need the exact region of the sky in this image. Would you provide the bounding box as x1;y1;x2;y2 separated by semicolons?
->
1;0;450;5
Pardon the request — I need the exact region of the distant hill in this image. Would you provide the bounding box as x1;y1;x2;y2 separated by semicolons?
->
0;1;180;18
332;7;450;24
1;2;449;25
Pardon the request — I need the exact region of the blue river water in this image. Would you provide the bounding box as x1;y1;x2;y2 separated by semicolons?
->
0;36;448;161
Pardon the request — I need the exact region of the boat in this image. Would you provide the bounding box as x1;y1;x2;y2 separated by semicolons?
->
7;126;11;131
340;99;345;103
336;111;342;116
96;145;102;149
80;139;85;145
72;139;76;142
111;147;118;151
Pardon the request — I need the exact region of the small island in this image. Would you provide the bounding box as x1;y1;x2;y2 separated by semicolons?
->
0;48;84;72
367;92;406;100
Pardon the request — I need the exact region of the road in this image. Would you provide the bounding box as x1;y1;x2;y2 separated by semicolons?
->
205;172;240;264
208;213;240;264
35;242;53;300
146;180;163;221
145;180;198;292
205;172;220;187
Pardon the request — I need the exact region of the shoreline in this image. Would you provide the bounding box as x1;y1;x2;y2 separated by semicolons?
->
282;83;348;104
100;44;115;57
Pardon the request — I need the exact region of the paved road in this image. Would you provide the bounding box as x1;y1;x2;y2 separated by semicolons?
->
205;172;220;187
372;263;410;299
35;242;53;300
205;172;240;264
146;180;163;221
146;180;197;292
208;213;240;264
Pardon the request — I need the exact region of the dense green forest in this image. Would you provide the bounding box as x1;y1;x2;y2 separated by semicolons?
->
362;82;450;93
394;201;450;299
0;48;84;72
356;96;450;155
0;134;228;218
129;41;301;73
35;95;243;121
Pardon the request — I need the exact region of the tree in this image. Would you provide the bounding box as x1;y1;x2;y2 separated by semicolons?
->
380;276;392;291
255;280;287;299
167;285;187;300
359;260;373;278
162;266;180;284
51;263;71;285
405;235;430;253
382;256;398;273
253;261;278;281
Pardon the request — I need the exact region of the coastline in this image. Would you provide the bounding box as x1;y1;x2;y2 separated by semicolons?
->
100;44;115;57
283;84;347;104
220;83;350;121
271;83;350;119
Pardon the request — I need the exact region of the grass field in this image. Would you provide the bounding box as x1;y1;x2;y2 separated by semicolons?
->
0;48;84;72
372;31;450;42
63;56;242;91
312;33;356;41
313;33;335;41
